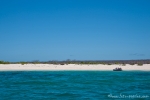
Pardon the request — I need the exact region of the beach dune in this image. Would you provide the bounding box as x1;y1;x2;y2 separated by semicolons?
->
0;64;150;71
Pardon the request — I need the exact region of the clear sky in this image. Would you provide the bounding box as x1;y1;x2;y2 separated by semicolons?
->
0;0;150;62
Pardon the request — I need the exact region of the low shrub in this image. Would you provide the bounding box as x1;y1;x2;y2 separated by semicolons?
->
137;63;143;66
20;62;27;65
122;64;126;66
0;61;10;64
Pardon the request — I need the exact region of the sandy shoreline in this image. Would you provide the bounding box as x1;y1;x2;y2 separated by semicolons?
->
0;64;150;71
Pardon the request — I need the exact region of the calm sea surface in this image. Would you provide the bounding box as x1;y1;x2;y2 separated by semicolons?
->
0;71;150;100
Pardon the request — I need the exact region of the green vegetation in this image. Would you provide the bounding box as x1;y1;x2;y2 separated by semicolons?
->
32;60;40;64
137;63;143;66
122;64;126;66
0;60;150;65
19;62;28;65
129;63;135;65
0;61;10;64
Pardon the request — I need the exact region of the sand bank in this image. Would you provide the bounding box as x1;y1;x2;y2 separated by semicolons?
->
0;64;150;71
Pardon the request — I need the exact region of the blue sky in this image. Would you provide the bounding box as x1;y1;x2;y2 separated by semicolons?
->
0;0;150;62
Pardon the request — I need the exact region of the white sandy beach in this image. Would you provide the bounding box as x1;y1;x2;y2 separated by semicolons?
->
0;64;150;71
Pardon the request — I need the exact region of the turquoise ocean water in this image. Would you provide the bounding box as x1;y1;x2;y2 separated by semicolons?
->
0;71;150;100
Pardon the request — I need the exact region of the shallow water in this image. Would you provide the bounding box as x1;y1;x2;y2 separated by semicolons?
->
0;71;150;100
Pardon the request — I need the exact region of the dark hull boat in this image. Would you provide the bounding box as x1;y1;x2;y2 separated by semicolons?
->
113;68;122;71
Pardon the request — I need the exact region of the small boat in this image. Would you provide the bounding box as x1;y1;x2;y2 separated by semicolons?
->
113;68;122;71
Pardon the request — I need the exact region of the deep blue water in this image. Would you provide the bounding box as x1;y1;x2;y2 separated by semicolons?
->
0;71;150;100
